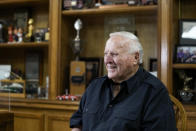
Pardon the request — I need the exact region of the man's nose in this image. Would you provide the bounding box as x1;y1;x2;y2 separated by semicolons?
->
104;54;113;63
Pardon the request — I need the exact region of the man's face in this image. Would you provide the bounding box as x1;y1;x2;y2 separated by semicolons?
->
104;36;138;82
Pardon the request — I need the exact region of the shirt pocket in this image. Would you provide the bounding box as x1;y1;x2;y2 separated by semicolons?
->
82;104;100;131
113;109;139;130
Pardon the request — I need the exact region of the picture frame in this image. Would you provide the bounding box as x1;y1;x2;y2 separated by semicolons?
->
179;19;196;45
79;57;103;87
149;58;157;71
174;45;196;63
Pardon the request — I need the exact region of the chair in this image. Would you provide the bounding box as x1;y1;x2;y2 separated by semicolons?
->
169;94;187;131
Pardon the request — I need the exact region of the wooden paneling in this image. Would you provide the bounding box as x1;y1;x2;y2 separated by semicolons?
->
159;0;173;93
46;114;71;131
49;0;62;99
0;111;13;131
14;112;44;131
0;98;196;131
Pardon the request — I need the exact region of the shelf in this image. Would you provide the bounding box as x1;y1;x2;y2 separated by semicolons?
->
0;0;48;7
62;5;157;16
0;42;49;48
173;64;196;69
0;0;46;4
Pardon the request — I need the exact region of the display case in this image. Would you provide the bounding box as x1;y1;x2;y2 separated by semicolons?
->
0;72;25;98
170;0;196;104
0;0;50;99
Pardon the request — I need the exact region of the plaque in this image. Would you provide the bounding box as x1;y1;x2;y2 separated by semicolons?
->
70;19;86;96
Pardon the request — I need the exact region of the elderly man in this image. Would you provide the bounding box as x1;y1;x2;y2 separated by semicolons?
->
70;31;177;131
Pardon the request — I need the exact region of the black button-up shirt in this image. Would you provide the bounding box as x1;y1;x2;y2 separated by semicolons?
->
70;67;177;131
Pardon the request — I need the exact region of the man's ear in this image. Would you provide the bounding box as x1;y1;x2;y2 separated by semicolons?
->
134;52;139;64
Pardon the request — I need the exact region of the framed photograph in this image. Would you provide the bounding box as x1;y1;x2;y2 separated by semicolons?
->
179;19;196;45
149;58;157;71
79;57;103;87
174;45;196;63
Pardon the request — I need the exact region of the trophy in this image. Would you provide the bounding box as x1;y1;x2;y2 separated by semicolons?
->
178;71;194;102
70;18;86;96
73;18;82;60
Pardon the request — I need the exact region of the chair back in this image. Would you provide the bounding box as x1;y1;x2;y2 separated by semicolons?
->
169;94;187;131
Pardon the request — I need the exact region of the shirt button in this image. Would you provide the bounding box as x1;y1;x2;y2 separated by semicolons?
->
108;105;112;108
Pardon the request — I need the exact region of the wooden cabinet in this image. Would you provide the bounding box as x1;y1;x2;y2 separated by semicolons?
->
168;0;196;102
0;111;13;131
0;98;78;131
0;0;196;130
0;0;51;98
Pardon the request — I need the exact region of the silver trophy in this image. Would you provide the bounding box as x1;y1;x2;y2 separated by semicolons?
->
72;18;83;60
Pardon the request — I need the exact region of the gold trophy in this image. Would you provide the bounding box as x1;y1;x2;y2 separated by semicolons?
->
70;19;86;96
178;71;194;102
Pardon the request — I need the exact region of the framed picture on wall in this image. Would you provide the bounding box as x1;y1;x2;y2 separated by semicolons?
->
179;19;196;45
174;45;196;63
79;57;103;87
149;58;157;71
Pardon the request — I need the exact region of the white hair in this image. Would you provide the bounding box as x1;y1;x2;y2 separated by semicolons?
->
109;31;143;64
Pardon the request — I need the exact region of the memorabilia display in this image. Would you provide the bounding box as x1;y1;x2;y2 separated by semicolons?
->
80;57;103;87
179;19;196;45
174;45;196;63
24;18;34;42
149;58;157;71
44;28;50;41
8;26;13;43
177;71;194;102
17;27;23;43
72;18;83;60
0;72;26;98
7;26;24;43
63;0;83;10
70;18;86;96
13;27;19;42
0;65;11;80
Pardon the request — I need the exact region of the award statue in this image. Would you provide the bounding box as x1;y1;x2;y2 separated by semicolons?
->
178;71;194;102
70;18;86;96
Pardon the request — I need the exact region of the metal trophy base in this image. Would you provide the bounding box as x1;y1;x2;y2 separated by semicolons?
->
70;61;86;96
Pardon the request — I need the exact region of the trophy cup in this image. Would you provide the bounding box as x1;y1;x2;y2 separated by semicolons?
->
70;18;86;96
178;71;194;102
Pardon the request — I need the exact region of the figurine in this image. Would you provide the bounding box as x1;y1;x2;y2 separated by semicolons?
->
13;27;18;42
24;18;34;42
8;26;13;43
17;27;23;43
34;29;41;42
44;28;50;41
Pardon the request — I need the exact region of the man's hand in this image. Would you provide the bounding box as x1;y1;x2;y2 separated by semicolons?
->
71;128;81;131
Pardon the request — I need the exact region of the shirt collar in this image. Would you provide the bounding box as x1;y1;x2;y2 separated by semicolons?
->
103;66;146;94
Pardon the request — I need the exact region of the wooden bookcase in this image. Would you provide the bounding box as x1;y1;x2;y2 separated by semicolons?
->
0;0;49;98
169;0;196;103
0;0;195;131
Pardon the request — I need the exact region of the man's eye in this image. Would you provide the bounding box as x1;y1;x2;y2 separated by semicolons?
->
111;53;118;56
